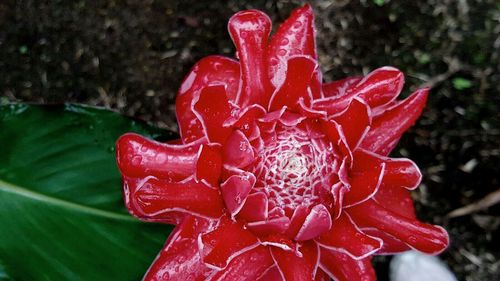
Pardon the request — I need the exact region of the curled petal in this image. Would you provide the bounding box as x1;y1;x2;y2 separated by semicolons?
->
343;162;385;207
355;66;405;108
285;205;309;239
193;85;234;144
268;56;317;112
223;104;266;140
322;77;361;98
361;88;429;156
176;56;240;143
319;119;353;165
208;246;274;281
132;177;225;220
347;200;449;255
333;98;372;149
238;192;269;222
319;249;376;281
222;130;255;169
116;133;204;181
271;241;320;281
220;172;256;217
354;149;422;190
199;218;259;270
247;217;291;236
229;10;272;106
295;204;332;241
316;213;382;259
361;227;411;254
144;216;213;281
196;143;222;187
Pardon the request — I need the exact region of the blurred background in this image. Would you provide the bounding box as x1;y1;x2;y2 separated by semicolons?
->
1;0;498;280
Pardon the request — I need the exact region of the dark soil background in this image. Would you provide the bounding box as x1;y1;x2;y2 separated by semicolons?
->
1;0;499;280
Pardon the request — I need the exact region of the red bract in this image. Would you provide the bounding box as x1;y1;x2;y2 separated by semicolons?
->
116;4;449;281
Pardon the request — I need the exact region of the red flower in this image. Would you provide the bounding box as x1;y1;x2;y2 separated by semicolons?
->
116;4;449;281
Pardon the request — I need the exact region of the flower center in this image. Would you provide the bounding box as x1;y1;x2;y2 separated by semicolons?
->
253;126;338;217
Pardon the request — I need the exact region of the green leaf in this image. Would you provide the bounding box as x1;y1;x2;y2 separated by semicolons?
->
452;77;473;90
0;104;177;281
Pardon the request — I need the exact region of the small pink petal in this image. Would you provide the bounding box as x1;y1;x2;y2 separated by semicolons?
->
220;172;256;217
319;249;376;281
222;130;255;169
229;10;272;106
295;204;332;241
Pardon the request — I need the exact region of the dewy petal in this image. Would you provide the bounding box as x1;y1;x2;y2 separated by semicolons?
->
362;227;411;254
267;4;321;99
322;76;361;98
295;204;332;241
333;97;372;150
270;241;320;281
246;216;291;236
222;130;255;169
354;148;422;190
319;249;376;281
176;56;240;143
347;200;449;255
374;183;416;219
196;143;222;187
220;172;256;217
193;85;234;144
257;266;283;281
355;66;404;108
133;177;225;220
229;10;272;107
143;216;213;281
199;218;259;270
343;162;385;207
116;133;203;181
268;56;317;112
238;192;269;222
360;88;429;156
208;246;274;281
316;213;382;259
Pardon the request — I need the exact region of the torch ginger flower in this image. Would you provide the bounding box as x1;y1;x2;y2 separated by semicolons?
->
116;4;449;281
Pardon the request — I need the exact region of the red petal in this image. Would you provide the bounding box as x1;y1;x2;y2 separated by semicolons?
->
316;213;382;259
200;218;259;269
347;200;449;254
362;227;411;254
343;161;385;207
360;88;429;156
268;56;317;112
196;143;222;187
176;56;240;143
322;77;361;98
143;216;213;281
208;245;274;281
319;249;376;281
319;119;353;165
314;269;330;281
354;148;422;190
285;204;309;239
238;192;269;222
271;241;320;281
223;104;266;140
229;10;272;106
295;204;332;241
355;66;404;108
258;266;283;281
267;4;321;99
247;216;291;236
193;85;234;144
220;172;256;217
333;98;371;149
131;177;224;220
222;130;255;169
116;133;203;181
374;183;416;219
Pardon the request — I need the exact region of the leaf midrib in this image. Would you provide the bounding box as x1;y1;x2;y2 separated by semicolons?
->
0;179;138;223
